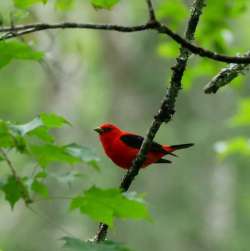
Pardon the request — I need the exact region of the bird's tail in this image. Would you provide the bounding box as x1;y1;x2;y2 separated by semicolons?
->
163;143;194;157
170;143;194;151
163;143;194;154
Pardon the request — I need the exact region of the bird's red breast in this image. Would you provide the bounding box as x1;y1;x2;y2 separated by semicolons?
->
94;123;193;170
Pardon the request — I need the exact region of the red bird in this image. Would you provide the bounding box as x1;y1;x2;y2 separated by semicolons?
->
94;123;194;170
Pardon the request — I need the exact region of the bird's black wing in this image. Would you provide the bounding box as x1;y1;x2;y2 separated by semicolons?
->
120;134;167;154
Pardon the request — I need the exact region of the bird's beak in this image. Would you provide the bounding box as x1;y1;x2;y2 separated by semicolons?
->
94;127;103;134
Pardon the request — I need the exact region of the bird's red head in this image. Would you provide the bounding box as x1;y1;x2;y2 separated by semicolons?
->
94;123;121;137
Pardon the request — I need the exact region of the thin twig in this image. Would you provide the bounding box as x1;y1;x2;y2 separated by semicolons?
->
0;148;18;178
146;0;156;22
0;148;32;204
0;22;250;63
93;0;205;242
0;23;150;38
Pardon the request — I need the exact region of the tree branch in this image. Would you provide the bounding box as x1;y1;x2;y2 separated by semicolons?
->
0;148;32;204
155;24;250;64
204;52;250;94
146;0;157;22
0;148;18;178
0;23;149;37
93;0;205;242
1;22;250;64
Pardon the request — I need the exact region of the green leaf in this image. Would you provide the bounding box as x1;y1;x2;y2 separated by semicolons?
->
70;187;150;226
0;41;44;69
28;127;54;143
40;112;71;128
11;113;70;136
31;180;48;197
63;237;132;251
90;0;120;9
65;143;100;170
9;113;70;142
29;144;81;167
30;143;99;167
55;0;74;11
13;0;48;9
0;120;15;148
1;176;23;208
10;117;43;136
229;99;250;127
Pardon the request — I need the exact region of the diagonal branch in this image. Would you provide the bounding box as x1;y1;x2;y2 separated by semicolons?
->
155;24;250;64
93;0;205;242
1;22;250;63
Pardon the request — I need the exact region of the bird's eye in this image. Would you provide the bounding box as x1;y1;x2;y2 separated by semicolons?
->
103;127;112;132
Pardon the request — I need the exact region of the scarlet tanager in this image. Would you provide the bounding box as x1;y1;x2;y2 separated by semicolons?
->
94;123;194;169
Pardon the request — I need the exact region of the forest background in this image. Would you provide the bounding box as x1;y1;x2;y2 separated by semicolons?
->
0;1;250;251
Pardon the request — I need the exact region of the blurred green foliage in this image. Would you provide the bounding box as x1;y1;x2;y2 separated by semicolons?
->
229;98;250;127
55;0;74;11
91;0;120;10
0;0;250;251
215;98;250;163
13;0;47;9
215;137;250;159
